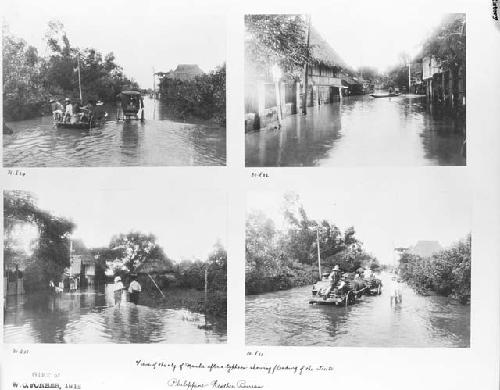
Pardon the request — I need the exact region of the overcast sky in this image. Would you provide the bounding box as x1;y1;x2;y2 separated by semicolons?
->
312;5;459;72
22;189;227;261
3;0;226;88
247;173;471;264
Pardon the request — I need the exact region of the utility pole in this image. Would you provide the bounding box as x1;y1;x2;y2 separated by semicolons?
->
152;67;155;96
302;14;311;115
77;55;82;103
408;61;411;94
316;227;321;279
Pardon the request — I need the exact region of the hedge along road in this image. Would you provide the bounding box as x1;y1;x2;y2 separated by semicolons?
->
3;97;226;167
245;272;470;347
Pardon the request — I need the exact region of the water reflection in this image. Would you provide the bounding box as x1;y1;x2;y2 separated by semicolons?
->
245;273;469;347
4;285;226;344
246;95;465;166
3;97;226;167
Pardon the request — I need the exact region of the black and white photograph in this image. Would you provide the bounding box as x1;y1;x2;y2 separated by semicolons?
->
3;189;227;343
2;1;226;167
245;173;471;347
245;12;466;166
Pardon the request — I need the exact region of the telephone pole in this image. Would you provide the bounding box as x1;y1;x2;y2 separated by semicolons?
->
302;15;311;115
316;227;322;278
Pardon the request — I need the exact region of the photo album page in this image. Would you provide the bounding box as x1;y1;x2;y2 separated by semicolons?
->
1;0;499;389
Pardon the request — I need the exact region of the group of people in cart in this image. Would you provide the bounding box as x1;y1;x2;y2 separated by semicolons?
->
317;265;382;301
50;98;106;125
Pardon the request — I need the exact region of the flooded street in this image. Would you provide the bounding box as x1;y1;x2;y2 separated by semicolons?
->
4;285;226;344
246;273;470;347
246;95;465;166
3;97;226;167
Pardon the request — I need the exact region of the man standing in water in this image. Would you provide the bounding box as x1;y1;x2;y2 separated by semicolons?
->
128;275;142;305
114;276;124;307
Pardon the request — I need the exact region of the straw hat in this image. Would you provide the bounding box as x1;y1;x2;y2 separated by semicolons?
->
114;276;121;282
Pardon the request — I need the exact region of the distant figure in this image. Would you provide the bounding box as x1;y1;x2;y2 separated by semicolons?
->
128;276;142;305
390;276;402;306
114;276;124;307
94;100;106;121
69;277;78;292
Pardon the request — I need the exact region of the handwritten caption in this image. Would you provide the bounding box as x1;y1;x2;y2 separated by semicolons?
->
135;358;334;390
7;169;26;177
250;172;269;178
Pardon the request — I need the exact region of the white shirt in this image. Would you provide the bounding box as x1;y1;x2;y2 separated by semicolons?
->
129;280;141;292
114;281;124;291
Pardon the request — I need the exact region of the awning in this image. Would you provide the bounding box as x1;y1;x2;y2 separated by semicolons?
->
313;77;347;88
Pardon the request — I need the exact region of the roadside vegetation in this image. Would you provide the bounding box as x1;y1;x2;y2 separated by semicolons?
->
3;21;137;121
158;64;226;126
397;234;471;304
245;192;380;295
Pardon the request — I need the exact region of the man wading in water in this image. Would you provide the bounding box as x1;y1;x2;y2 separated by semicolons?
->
128;275;142;305
114;276;124;307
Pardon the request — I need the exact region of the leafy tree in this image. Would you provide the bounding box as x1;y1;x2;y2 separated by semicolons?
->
3;21;138;121
107;232;172;275
3;190;75;292
245;14;311;79
422;14;465;74
357;66;379;81
245;193;374;294
2;25;46;120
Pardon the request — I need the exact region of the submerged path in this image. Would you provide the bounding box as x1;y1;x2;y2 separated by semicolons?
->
246;95;465;167
246;272;469;347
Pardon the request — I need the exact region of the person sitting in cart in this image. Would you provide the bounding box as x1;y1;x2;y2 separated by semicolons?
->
83;100;97;123
50;99;64;121
337;275;349;294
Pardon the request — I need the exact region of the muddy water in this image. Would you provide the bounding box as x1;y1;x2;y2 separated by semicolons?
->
246;273;469;347
3;97;226;167
4;285;226;344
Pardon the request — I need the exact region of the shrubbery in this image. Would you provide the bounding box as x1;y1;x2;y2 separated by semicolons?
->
159;64;226;125
398;234;471;303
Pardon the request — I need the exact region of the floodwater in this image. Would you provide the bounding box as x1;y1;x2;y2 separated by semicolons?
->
3;97;226;167
4;285;226;344
246;95;466;166
246;273;470;347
